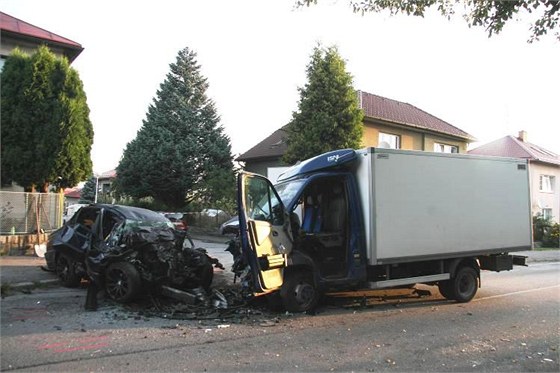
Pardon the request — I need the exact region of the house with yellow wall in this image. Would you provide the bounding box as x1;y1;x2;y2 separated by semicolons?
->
238;90;475;181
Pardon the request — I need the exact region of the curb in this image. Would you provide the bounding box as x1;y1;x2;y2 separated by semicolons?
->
4;278;60;290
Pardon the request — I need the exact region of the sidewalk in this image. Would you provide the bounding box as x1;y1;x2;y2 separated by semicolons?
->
1;248;558;291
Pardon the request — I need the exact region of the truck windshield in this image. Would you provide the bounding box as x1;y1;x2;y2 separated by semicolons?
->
274;179;305;208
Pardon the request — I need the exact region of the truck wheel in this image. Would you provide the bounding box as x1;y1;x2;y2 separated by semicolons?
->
104;262;141;303
437;280;454;300
55;254;81;287
280;271;320;312
451;266;478;302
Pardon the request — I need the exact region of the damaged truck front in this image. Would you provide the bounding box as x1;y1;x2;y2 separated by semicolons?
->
234;148;532;312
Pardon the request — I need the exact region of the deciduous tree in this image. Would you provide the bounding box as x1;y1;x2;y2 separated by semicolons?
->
297;0;560;42
283;44;363;164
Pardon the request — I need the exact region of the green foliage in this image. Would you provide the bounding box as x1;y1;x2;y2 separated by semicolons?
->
533;215;560;248
1;46;93;192
115;47;235;210
297;0;560;42
283;44;364;165
79;177;97;203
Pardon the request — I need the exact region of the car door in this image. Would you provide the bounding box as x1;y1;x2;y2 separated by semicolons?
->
56;206;98;260
238;172;293;294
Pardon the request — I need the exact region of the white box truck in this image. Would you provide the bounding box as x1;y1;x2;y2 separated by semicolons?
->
236;148;532;312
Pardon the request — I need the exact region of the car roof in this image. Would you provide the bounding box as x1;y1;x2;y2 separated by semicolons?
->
85;204;169;222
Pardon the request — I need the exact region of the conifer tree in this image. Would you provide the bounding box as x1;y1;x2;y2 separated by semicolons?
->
79;177;97;203
1;46;93;192
283;45;363;164
115;47;234;209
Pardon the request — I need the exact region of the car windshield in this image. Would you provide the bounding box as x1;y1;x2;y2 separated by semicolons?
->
105;218;174;246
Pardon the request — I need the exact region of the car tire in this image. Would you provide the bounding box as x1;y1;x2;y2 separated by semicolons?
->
280;270;320;313
104;262;142;303
55;254;81;287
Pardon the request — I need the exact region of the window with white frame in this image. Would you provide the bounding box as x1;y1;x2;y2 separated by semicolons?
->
539;175;555;193
433;142;459;153
542;208;553;220
378;132;400;149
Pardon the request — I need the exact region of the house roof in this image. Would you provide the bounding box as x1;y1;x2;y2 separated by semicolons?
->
0;11;83;62
468;135;560;166
237;127;288;162
359;91;475;141
64;187;81;199
98;169;117;179
237;90;474;162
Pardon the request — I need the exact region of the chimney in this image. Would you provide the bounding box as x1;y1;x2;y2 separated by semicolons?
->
518;130;528;142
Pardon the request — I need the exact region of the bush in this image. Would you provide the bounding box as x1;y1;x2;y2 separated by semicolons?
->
533;215;560;248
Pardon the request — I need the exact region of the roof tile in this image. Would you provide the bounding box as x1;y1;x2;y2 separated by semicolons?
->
468;135;560;166
359;91;475;140
0;11;83;60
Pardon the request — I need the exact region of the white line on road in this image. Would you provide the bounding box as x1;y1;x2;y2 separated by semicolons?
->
474;284;560;302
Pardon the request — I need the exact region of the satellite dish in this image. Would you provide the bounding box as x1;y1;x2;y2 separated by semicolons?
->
378;141;391;149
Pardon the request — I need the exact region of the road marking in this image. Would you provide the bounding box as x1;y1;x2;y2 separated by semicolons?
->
38;335;110;354
474;284;560;302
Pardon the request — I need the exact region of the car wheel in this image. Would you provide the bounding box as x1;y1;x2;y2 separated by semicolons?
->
451;266;478;303
280;270;320;313
104;262;141;303
55;254;81;287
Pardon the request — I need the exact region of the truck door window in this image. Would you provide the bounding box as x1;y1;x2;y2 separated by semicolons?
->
244;177;284;225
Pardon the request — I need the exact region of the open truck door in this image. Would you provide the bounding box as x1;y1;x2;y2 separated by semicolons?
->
238;172;293;294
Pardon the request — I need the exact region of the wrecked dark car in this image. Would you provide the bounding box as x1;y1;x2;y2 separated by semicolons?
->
45;204;221;303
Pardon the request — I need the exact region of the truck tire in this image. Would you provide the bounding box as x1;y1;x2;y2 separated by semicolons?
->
280;271;320;312
55;254;81;288
450;266;478;302
437;280;454;300
104;262;142;303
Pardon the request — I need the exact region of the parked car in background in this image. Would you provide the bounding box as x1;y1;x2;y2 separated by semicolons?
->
163;212;186;230
201;208;228;218
219;216;239;235
46;204;219;303
62;203;88;223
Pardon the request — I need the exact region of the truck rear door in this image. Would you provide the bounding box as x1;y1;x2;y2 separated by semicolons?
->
238;173;293;294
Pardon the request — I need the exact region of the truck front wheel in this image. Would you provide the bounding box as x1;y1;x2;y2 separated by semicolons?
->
451;266;478;302
280;271;320;312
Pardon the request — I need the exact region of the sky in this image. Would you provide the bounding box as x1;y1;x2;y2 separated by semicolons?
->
2;0;559;174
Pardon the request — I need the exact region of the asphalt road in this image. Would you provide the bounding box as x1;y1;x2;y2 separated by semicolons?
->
1;258;558;372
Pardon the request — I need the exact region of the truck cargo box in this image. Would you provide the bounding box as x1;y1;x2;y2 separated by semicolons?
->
354;148;532;265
